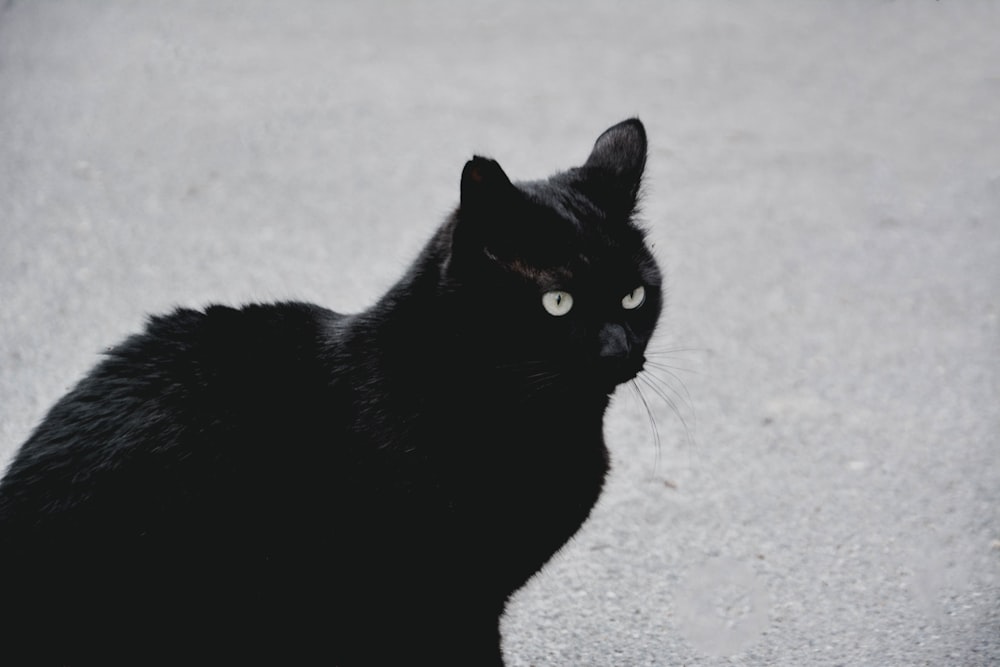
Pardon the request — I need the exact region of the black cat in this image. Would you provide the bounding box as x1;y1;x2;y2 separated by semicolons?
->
0;119;662;665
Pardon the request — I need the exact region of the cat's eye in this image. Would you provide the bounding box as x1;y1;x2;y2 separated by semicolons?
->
542;291;574;317
622;286;646;310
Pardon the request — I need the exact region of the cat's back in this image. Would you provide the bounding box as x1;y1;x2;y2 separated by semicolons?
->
105;299;341;404
0;301;354;663
0;301;345;532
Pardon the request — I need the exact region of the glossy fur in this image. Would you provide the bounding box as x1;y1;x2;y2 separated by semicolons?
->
0;119;661;665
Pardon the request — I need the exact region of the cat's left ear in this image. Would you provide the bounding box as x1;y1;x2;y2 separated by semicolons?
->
582;118;647;216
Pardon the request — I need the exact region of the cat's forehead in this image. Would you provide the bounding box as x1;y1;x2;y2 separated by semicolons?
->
519;178;646;248
517;177;601;225
505;178;652;288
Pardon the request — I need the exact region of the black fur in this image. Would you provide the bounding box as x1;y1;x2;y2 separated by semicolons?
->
0;119;661;665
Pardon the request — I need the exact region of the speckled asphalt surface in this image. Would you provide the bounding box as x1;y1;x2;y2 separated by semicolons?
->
2;2;998;665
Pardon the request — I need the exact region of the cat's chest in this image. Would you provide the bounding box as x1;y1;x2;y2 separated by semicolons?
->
441;407;610;590
433;395;609;520
339;361;610;518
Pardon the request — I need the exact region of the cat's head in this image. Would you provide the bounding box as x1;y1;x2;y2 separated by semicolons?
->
445;119;662;396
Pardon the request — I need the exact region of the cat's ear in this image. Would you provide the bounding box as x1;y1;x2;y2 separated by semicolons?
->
585;118;647;181
582;118;647;216
460;155;515;214
454;156;525;262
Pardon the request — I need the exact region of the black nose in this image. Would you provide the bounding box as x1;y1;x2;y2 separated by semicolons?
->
595;323;643;388
598;323;630;360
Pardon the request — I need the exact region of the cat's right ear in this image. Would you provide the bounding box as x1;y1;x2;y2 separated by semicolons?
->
460;156;515;215
454;156;520;261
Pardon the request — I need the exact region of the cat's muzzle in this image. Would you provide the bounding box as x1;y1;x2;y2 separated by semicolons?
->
595;323;643;389
595;354;645;392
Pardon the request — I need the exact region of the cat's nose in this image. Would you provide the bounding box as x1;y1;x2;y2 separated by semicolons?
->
598;323;630;361
597;323;643;388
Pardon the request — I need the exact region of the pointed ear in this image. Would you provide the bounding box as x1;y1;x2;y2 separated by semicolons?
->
585;118;647;176
460;156;515;215
454;156;522;261
582;118;647;215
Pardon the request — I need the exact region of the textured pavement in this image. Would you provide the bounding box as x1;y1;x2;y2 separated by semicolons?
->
2;2;998;665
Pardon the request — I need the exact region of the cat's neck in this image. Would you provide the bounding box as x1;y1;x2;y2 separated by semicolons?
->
351;223;453;345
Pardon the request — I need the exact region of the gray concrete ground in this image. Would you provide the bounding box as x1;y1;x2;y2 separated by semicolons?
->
2;2;998;665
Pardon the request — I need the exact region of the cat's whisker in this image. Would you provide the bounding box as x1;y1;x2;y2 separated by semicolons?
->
645;345;702;374
629;379;661;473
642;360;695;410
644;359;699;376
645;344;707;356
501;362;563;402
636;370;696;450
521;372;560;395
643;344;700;422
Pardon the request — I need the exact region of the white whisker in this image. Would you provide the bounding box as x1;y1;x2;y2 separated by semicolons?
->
637;372;696;450
629;379;661;473
641;362;695;416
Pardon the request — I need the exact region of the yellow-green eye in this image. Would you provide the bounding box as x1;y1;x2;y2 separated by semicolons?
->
542;290;574;317
622;286;645;310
